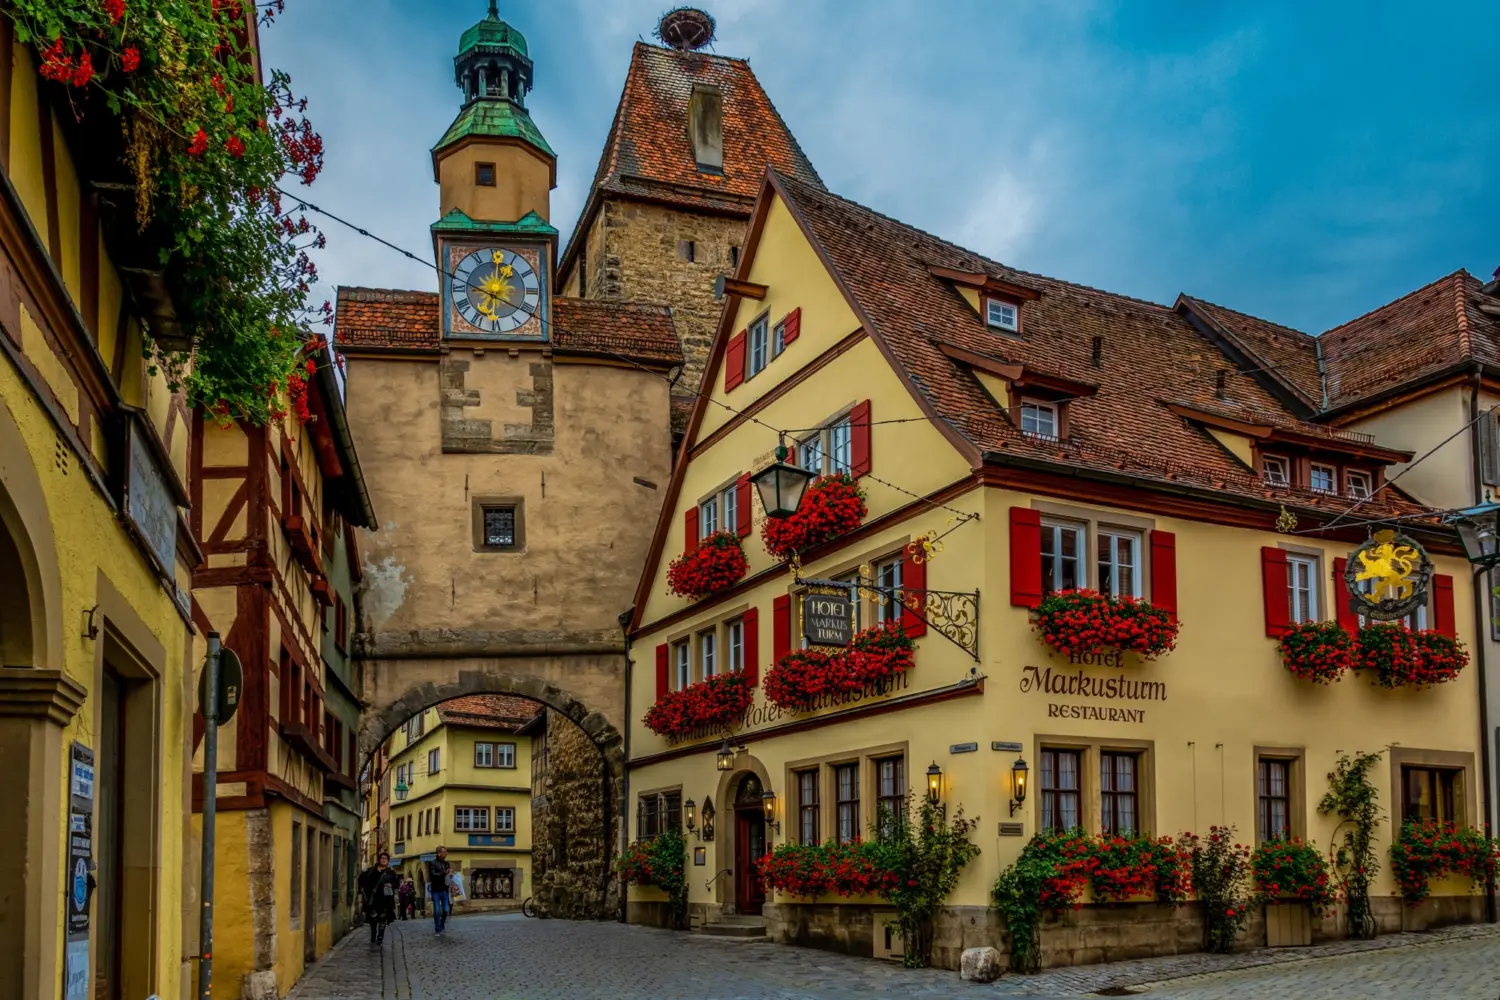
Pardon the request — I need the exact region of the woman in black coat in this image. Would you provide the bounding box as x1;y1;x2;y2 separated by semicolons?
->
357;851;401;944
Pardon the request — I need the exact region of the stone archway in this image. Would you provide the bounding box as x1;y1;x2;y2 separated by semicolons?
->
0;398;63;670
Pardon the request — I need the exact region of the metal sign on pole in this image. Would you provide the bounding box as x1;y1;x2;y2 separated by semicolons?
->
199;633;222;1000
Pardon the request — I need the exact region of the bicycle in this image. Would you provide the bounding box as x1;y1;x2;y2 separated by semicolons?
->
521;896;536;918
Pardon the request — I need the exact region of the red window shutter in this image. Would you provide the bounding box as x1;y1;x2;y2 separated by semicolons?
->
742;607;760;686
1434;573;1456;637
684;508;699;553
1332;558;1360;633
724;330;747;390
654;644;669;702
850;399;872;478
1009;507;1043;608
1261;547;1291;637
1149;530;1177;619
782;307;801;345
900;543;927;637
772;594;792;662
735;473;752;537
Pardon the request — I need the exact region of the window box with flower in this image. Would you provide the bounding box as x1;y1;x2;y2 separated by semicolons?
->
1278;620;1357;683
642;671;752;741
1030;589;1179;660
1354;625;1469;688
763;621;914;712
761;474;867;561
665;530;748;600
1389;819;1498;905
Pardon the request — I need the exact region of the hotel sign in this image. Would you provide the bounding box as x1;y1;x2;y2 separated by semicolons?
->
802;593;853;646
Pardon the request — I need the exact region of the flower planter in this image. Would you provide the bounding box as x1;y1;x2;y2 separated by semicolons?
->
1355;625;1468;688
763;622;914;712
1390;819;1498;903
666;530;748;600
761;474;866;560
1030;589;1179;660
1264;901;1312;947
1278;621;1355;683
642;672;753;740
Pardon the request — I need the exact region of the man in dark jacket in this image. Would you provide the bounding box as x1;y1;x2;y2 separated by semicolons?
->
427;845;453;935
358;851;401;944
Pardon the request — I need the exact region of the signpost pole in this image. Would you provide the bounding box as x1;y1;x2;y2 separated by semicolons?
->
199;633;221;1000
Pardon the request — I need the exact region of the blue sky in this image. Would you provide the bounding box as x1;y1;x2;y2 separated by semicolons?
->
262;0;1497;334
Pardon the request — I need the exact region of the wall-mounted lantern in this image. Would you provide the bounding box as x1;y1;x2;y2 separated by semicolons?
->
701;798;716;842
684;798;698;834
1451;501;1500;569
925;761;943;805
1009;756;1029;817
394;780;409;802
750;443;813;519
716;739;736;772
761;790;781;835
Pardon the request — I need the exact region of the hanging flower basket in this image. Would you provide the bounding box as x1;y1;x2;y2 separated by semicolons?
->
1354;625;1469;688
761;474;867;560
1030;589;1179;660
642;672;752;740
1278;620;1356;684
665;530;748;599
763;622;915;711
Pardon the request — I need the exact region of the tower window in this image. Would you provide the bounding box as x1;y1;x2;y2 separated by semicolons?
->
476;163;496;187
678;240;696;263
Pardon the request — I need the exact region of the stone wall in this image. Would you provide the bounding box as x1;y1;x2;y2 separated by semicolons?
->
531;709;613;919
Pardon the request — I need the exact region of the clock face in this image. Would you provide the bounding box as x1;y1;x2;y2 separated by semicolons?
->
449;247;541;335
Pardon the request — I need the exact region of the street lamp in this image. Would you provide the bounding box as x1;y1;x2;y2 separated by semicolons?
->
716;739;735;772
761;790;781;834
750;443;814;519
1450;502;1500;569
925;761;943;805
394;779;409;802
1009;756;1030;817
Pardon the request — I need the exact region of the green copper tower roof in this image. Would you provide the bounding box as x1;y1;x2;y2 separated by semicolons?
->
458;1;528;58
440;2;549;163
432;99;554;160
432;208;557;237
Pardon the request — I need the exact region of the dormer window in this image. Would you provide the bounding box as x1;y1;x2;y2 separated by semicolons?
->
986;297;1020;333
1310;463;1336;494
1263;455;1290;486
1020;399;1058;438
1346;470;1373;499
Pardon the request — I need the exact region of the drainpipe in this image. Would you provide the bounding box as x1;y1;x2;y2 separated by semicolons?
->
617;607;633;923
1468;370;1497;924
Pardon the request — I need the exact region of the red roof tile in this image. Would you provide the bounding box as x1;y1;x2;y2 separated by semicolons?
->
334;287;681;368
436;694;541;732
1177;296;1323;406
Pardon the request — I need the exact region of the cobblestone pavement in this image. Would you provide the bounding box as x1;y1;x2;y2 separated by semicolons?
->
287;914;1500;1000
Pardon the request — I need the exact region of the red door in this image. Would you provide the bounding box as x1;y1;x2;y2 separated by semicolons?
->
735;807;767;915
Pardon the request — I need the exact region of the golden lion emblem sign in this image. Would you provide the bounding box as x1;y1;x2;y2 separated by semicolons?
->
1343;529;1433;621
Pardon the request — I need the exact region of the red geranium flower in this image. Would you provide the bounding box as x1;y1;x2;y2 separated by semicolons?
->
120;46;141;72
187;129;209;156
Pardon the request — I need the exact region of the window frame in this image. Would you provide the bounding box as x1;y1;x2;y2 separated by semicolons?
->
726;618;744;674
1309;462;1337;494
985;296;1020;332
1258;758;1292;842
495;742;516;769
772;318;787;357
796;767;820;845
1019;398;1058;439
427;747;440;775
746;313;770;378
454;806;490;833
495;807;516;834
1039;747;1082;833
834;762;861;845
797;411;855;476
1099;750;1139;837
475;162;496;187
1096;528;1142;599
673;640;691;690
472;496;526;553
1040;518;1087;595
699;628;718;679
1401;765;1462;824
1346;469;1373;500
1262;454;1290;486
875;755;906;836
698;481;738;539
874;555;904;625
1286;552;1320;624
474;742;494;768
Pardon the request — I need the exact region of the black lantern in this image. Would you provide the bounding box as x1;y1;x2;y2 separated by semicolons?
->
684;798;697;833
761;790;780;834
750;443;814;519
925;761;943;804
1451;502;1500;570
716;739;735;772
701;798;716;842
1009;756;1029;817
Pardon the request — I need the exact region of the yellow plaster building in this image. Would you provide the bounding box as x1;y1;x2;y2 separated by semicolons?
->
387;696;540;907
624;170;1489;969
0;29;200;1000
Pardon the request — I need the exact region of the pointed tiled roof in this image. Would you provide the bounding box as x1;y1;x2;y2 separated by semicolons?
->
1177;296;1323;407
436;694;541;732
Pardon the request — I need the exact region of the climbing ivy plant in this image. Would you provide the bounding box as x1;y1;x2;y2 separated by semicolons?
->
1318;749;1384;939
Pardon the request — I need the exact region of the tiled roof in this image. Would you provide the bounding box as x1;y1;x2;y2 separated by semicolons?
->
560;43;821;278
767;172;1434;519
436;694;541;732
334;287;681;368
1177;296;1323;406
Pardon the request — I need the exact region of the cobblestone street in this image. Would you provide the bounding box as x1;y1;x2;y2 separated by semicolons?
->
287;914;1500;1000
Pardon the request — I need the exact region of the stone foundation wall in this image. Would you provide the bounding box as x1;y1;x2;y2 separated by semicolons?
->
531;710;612;919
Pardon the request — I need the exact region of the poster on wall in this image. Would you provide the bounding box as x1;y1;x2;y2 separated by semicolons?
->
64;743;94;1000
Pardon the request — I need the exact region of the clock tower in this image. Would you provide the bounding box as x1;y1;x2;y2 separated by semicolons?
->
432;1;557;341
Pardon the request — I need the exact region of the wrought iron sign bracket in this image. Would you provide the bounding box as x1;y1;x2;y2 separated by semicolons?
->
793;574;980;662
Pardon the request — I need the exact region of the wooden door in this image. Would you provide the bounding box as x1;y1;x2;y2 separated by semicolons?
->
734;808;766;916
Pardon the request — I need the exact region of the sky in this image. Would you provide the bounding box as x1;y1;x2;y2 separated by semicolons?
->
261;0;1498;335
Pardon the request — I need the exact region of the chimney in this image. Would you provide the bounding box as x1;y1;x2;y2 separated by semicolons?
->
688;84;724;173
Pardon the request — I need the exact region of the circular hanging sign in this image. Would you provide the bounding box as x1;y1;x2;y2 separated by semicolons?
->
1343;529;1433;622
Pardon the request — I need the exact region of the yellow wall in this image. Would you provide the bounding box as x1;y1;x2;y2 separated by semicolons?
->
1346;388;1474;509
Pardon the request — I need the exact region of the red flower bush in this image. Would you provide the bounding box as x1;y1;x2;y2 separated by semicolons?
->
1355;625;1468;688
1031;589;1179;659
763;622;914;712
1089;834;1193;904
642;672;752;741
1389;819;1498;904
757;841;901;899
1279;620;1356;683
665;530;748;600
1251;837;1335;913
761;474;866;560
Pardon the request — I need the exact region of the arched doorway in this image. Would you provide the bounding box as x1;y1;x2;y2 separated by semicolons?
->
732;773;767;915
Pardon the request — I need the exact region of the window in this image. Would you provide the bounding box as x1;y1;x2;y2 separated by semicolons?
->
678;239;695;262
496;743;516;769
797;768;820;844
1020;400;1057;438
699;498;718;536
495;807;516;834
875;756;905;835
1258;758;1291;841
986;297;1019;332
700;483;738;538
726;618;744;673
747;314;769;378
1286;554;1319;624
1402;766;1463;823
1346;470;1373;499
772;318;787;357
640;791;683;840
875;556;904;625
730;246;740;268
474;497;525;552
1100;752;1138;836
834;763;860;844
1041;520;1085;594
428;748;440;774
699;629;718;679
673;641;690;690
1262;455;1290;486
474;742;494;768
1040;749;1081;832
800;416;853;475
475;162;496;186
1310;463;1336;494
454;807;489;832
1096;529;1141;599
482;506;517;548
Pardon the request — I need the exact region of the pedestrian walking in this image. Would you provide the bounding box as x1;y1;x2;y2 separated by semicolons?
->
397;877;416;920
427;845;454;935
357;851;401;945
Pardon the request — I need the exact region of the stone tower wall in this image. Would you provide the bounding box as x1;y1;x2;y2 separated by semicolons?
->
531;709;612;919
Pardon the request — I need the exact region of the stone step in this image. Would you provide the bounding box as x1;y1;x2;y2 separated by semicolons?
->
697;921;767;938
